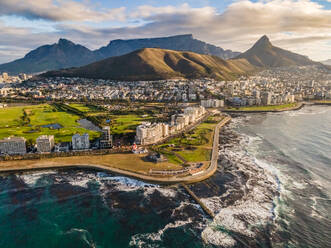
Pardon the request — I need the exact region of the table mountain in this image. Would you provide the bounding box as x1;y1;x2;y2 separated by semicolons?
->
0;34;240;75
95;34;240;60
43;48;255;81
236;35;317;67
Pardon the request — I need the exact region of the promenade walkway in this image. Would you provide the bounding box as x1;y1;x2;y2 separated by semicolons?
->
0;117;231;184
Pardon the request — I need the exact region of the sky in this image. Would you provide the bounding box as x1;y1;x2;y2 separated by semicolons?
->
0;0;330;64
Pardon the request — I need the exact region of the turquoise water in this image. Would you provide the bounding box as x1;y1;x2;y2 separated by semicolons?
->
0;105;330;248
0;171;205;248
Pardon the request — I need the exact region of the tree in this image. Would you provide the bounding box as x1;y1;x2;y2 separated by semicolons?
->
26;138;35;150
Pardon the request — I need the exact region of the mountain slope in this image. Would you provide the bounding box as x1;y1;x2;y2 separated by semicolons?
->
43;48;255;81
236;35;317;67
94;34;240;60
321;59;331;66
0;39;100;74
0;34;240;75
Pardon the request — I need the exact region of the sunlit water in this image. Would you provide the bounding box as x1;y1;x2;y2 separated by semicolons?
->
0;105;329;248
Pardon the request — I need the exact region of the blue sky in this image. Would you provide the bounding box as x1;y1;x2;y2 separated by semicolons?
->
0;0;330;63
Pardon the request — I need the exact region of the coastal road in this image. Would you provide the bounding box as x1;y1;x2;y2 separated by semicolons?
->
182;116;231;183
0;117;231;184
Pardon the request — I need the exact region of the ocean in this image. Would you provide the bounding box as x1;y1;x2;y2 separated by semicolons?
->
0;105;330;248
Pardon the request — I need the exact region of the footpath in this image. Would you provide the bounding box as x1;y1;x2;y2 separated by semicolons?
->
0;117;232;184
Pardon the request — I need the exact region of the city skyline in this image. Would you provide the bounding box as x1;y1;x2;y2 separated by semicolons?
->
0;0;330;64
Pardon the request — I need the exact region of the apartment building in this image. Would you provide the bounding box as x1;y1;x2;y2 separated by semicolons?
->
0;137;26;155
201;99;224;108
100;126;113;149
72;133;90;150
135;122;169;145
36;135;55;153
135;106;206;145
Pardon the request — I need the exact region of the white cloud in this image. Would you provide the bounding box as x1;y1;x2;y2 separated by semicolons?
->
0;0;126;22
0;0;330;62
93;0;331;60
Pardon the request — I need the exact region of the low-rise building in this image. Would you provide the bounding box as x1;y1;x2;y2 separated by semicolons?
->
55;142;70;152
36;135;55;153
0;137;26;155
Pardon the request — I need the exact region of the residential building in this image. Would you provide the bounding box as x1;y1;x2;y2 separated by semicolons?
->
100;126;112;148
19;73;27;81
0;88;8;96
55;142;70;153
135;106;206;145
261;92;272;105
135;122;168;145
36;135;55;153
72;133;90;150
201;99;224;108
0;137;26;155
2;72;8;81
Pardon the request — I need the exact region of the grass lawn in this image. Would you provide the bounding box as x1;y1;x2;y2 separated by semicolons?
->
109;114;153;135
157;149;183;165
177;147;212;162
68;103;161;135
68;103;102;113
226;103;298;111
0;106;24;127
0;104;100;142
157;115;222;163
313;100;331;104
66;104;153;135
0;153;182;174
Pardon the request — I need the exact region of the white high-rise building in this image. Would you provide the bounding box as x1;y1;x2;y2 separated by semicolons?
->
72;133;90;150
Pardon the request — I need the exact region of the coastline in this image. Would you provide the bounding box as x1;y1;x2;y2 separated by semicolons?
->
1;104;329;248
222;102;305;113
0;117;231;184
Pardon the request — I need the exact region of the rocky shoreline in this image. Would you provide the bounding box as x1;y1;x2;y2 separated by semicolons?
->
189;116;279;247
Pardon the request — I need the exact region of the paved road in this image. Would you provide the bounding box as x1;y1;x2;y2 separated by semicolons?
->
0;117;231;184
183;116;231;183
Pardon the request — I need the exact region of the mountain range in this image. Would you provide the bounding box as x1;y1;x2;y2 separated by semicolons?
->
43;48;255;81
42;35;324;81
94;34;240;60
0;34;240;75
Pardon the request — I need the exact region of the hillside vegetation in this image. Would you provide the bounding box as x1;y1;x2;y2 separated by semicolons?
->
236;35;318;67
44;48;256;81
